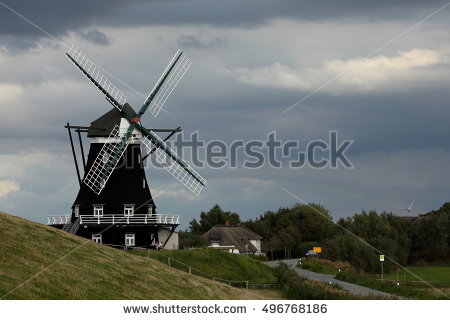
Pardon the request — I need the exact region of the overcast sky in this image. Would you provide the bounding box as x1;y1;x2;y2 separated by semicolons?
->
1;0;450;227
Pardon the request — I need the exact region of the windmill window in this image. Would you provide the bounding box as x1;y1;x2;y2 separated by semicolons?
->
93;205;103;216
138;154;141;164
148;205;154;215
124;205;134;216
92;234;102;244
143;178;146;189
125;233;135;247
74;206;80;218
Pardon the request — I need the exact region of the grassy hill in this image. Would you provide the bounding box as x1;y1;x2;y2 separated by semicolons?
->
0;211;280;299
135;249;276;284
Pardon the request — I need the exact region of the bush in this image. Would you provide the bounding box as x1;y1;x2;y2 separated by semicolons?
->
247;254;269;262
178;232;208;249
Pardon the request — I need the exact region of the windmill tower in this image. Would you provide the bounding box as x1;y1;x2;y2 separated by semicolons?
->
48;45;205;248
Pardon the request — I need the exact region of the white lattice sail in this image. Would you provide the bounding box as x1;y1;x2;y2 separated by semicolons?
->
141;133;205;196
83;125;130;194
67;44;127;110
144;50;191;118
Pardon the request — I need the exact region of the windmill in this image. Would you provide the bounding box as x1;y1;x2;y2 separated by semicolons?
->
400;199;416;216
48;45;206;248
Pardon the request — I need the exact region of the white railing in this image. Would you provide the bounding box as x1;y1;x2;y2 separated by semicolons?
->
47;215;71;225
79;214;180;225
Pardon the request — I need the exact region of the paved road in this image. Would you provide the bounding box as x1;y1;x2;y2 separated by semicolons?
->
266;259;397;298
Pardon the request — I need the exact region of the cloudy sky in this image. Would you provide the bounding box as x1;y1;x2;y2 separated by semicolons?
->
1;0;450;227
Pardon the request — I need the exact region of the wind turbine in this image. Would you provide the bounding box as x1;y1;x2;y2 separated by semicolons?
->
401;199;416;216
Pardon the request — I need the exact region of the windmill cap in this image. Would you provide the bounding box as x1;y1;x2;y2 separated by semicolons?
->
88;103;137;138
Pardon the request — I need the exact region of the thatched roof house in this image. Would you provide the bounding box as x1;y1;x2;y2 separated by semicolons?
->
202;225;263;254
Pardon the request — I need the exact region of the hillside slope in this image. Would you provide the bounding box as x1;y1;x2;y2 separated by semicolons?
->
145;249;276;284
0;211;279;299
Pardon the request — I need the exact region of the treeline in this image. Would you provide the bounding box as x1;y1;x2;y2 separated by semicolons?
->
184;203;450;273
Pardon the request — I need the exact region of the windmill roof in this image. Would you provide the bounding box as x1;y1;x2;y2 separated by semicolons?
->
202;225;262;253
88;104;137;138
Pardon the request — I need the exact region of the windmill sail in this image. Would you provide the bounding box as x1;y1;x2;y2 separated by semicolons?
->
140;131;205;196
83;125;131;194
66;45;127;112
139;50;191;118
68;45;205;196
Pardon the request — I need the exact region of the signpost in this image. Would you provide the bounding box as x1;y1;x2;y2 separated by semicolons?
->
380;255;385;283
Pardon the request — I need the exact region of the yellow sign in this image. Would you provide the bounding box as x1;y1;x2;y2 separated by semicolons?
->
380;255;385;262
313;247;322;253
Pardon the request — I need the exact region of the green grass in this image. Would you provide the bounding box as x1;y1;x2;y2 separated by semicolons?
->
298;260;337;275
132;248;277;285
335;272;449;299
0;211;280;300
384;266;450;283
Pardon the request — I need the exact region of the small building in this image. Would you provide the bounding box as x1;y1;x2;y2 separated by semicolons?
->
202;225;263;255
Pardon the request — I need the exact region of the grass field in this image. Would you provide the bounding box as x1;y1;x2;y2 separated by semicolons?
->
336;271;450;299
132;248;277;285
294;257;450;299
0;211;280;300
384;266;450;283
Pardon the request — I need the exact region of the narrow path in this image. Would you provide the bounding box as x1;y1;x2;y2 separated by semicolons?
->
266;259;397;298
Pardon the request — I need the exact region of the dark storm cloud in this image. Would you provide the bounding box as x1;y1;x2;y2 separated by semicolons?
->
77;29;111;46
0;0;447;51
177;35;226;49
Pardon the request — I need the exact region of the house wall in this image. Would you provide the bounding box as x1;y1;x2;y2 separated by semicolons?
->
250;239;261;252
77;224;160;247
159;229;179;250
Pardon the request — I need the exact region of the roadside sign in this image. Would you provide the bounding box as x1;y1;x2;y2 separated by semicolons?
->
380;255;384;262
313;247;322;253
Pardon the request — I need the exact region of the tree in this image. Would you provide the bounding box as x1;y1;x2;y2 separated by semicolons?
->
178;231;208;249
277;225;301;259
263;236;281;260
334;211;411;273
188;204;241;234
411;213;448;261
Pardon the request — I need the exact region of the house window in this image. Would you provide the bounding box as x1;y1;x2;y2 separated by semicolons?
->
92;234;102;243
124;205;134;216
74;205;80;218
125;234;135;247
93;205;103;216
148;205;154;215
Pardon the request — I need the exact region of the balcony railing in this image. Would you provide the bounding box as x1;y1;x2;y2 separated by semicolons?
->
79;214;180;225
47;215;70;225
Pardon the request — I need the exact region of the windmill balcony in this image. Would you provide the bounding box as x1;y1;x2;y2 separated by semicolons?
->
79;214;180;226
47;215;71;225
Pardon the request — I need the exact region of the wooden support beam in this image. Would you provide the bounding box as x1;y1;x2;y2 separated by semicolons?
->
66;123;81;186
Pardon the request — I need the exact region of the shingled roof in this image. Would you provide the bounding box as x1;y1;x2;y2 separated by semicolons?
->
202;225;262;253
